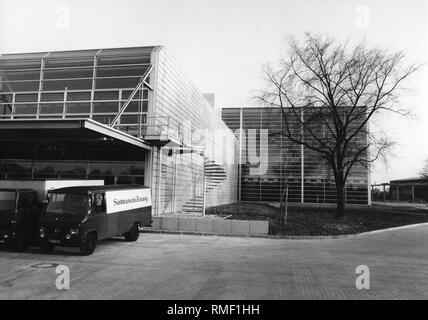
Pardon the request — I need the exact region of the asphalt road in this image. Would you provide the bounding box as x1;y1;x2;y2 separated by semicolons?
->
0;225;427;300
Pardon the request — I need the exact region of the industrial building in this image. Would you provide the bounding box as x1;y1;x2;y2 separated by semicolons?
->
222;107;371;205
371;177;428;204
0;46;371;215
0;46;239;216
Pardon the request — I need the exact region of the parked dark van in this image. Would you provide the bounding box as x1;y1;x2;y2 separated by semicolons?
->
0;189;40;251
38;185;152;255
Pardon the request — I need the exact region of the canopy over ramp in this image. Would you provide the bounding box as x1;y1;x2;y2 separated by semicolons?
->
0;119;151;160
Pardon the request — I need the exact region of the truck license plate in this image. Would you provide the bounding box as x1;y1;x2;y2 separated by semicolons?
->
48;239;61;244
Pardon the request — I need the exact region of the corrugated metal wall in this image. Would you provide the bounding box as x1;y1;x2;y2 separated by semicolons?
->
150;47;238;215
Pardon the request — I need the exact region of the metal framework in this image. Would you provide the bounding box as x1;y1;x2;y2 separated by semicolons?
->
110;64;153;127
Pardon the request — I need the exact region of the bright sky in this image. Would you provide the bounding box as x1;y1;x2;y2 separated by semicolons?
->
0;0;427;184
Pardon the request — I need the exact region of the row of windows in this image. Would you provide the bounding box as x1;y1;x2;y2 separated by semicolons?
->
0;64;149;79
0;160;145;185
0;102;148;116
0;78;149;92
0;90;148;103
0;160;144;176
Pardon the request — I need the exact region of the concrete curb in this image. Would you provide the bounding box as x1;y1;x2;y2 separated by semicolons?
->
149;216;269;236
141;222;428;240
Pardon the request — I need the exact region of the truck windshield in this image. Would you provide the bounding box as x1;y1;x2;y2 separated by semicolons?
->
0;191;16;211
0;191;16;212
46;193;88;217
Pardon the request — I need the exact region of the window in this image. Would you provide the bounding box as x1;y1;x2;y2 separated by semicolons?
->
93;102;118;113
40;103;63;115
0;191;16;211
42;79;92;91
41;92;64;102
43;68;93;80
94;193;106;213
46;193;88;217
94;91;119;100
67;92;91;101
120;115;139;124
65;102;90;114
15;93;38;102
96;65;147;77
15;104;37;115
96;77;140;89
1;80;39;91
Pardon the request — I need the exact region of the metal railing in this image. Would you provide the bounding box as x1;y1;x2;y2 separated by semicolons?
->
1;90;205;148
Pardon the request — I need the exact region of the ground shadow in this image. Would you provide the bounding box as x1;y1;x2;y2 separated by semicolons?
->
0;237;129;257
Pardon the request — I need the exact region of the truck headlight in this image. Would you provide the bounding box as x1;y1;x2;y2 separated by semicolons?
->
70;229;79;235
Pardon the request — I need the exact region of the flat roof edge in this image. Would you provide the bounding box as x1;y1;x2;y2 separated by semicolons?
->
83;119;151;150
0;118;152;150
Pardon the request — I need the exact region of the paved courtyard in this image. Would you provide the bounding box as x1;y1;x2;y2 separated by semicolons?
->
0;225;427;300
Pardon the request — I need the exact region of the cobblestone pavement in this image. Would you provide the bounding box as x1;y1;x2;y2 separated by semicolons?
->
0;225;427;300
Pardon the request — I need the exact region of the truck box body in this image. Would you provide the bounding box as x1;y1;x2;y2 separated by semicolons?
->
106;188;152;237
106;188;152;214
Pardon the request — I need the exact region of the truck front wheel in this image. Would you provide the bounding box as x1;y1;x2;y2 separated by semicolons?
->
124;224;140;242
80;234;97;256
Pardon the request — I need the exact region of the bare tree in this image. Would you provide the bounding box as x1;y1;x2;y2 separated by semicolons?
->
256;33;420;218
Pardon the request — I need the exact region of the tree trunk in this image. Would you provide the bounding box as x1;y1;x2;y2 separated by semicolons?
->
335;182;346;219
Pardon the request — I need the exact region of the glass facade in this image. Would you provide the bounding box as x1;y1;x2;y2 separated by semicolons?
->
222;107;369;205
0;48;151;136
0;159;145;185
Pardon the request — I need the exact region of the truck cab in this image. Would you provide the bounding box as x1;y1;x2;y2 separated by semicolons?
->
0;189;40;251
39;185;152;256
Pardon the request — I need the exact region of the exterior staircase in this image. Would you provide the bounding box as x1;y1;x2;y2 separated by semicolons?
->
181;159;227;214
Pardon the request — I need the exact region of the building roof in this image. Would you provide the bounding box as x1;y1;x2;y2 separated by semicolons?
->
390;177;428;185
0;118;152;150
0;46;159;62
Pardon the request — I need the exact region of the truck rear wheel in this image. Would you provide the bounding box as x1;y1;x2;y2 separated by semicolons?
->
124;224;140;242
40;242;55;253
80;234;97;256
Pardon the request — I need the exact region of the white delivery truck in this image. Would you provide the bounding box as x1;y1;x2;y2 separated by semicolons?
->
38;185;152;255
